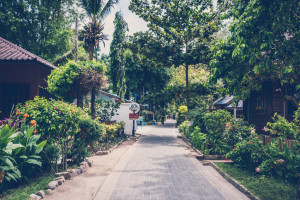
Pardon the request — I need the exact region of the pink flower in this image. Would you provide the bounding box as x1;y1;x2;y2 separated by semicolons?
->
233;146;236;150
18;111;21;116
279;159;284;163
255;167;260;172
58;111;61;114
225;157;229;161
226;123;231;127
249;141;253;145
72;111;75;114
262;126;267;131
54;106;58;110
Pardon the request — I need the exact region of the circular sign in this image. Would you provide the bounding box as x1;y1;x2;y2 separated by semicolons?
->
129;103;140;112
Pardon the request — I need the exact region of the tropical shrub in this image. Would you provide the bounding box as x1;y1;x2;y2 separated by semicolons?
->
189;126;207;150
177;105;188;125
178;121;189;136
188;107;206;130
266;113;299;139
222;119;252;151
71;118;105;163
103;123;123;141
258;141;300;183
95;99;120;123
226;133;267;170
203;110;233;154
16;97;88;171
0;123;46;191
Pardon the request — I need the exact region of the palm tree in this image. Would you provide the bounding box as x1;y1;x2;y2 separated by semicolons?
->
79;0;119;119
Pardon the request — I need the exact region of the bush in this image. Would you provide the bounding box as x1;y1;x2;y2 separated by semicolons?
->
226;133;267;170
178;121;189;136
16;97;88;171
266;112;299;140
203;110;233;154
188;107;205;130
189;126;206;150
103;123;123;142
258;141;300;183
16;97;87;142
177;105;188;125
0;123;46;191
72;119;105;163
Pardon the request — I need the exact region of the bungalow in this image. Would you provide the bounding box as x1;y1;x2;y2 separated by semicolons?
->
243;80;299;132
213;95;243;118
0;37;57;118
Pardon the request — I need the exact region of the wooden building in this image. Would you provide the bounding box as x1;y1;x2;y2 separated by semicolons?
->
243;80;299;132
213;95;243;118
0;37;57;118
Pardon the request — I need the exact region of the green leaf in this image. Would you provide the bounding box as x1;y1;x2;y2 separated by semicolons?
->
4;143;24;154
26;159;42;167
19;155;27;159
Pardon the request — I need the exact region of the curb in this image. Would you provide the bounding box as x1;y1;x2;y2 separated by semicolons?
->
177;132;261;200
210;162;261;200
177;134;204;157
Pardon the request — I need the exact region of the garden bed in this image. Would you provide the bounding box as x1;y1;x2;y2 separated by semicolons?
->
0;173;55;200
214;162;298;200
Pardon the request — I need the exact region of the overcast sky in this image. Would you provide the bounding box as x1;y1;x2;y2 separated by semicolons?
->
97;0;148;55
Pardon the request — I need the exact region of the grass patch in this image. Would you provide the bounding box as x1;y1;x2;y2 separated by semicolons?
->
214;162;297;200
1;173;55;200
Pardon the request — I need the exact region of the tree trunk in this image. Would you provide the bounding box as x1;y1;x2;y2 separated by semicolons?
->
77;94;83;108
91;89;96;119
89;43;94;61
74;17;78;62
185;64;189;110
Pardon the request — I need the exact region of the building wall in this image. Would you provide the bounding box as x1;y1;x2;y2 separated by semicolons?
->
111;103;134;135
0;61;52;118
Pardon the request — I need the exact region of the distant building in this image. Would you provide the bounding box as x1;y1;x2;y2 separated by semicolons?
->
213;95;243;119
0;37;57;118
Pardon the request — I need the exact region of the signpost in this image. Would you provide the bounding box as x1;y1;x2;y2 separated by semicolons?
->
129;103;140;136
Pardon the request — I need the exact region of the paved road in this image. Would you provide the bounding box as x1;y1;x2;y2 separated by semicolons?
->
94;120;249;200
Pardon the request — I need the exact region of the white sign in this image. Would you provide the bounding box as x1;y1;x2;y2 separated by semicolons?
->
129;103;140;112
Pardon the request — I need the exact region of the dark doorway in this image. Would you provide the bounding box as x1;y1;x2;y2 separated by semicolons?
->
1;83;30;118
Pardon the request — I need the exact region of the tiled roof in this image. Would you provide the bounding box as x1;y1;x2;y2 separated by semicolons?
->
0;37;57;69
213;95;235;106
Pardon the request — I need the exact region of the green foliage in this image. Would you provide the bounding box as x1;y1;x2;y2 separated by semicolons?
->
226;133;267;170
209;0;300;99
47;61;83;102
72;119;105;163
266;111;300;140
178;121;189;136
95;99;120;123
110;11;128;97
0;0;73;62
189;127;207;150
16;97;87;142
103;123;124;142
203;110;232;154
47;60;107;103
0;123;46;190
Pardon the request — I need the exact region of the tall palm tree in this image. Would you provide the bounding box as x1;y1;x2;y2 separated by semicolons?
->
79;0;119;118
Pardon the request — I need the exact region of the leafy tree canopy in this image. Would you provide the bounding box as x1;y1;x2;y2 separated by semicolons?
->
210;0;300;99
0;0;74;62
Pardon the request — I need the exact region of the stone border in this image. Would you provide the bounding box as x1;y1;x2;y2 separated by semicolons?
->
210;162;261;200
178;132;261;200
29;135;141;200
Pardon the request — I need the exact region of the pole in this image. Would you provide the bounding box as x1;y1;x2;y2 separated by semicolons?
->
132;111;135;136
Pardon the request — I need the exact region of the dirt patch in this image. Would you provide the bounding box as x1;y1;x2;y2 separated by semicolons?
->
44;140;136;200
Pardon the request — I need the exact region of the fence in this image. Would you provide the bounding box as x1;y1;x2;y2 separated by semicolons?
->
258;134;299;150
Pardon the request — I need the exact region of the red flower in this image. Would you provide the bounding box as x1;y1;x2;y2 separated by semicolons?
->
18;111;21;116
72;111;75;114
225;157;229;161
54;106;58;110
58;111;61;114
234;146;236;150
25;104;28;107
249;141;253;145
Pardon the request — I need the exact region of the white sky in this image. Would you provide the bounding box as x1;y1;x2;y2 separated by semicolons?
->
97;0;148;55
